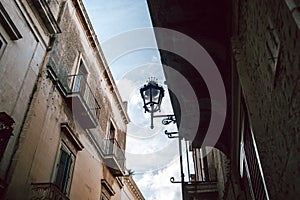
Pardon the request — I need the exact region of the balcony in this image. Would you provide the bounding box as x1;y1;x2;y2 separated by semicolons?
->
103;138;125;176
183;181;218;200
47;66;100;129
30;183;69;200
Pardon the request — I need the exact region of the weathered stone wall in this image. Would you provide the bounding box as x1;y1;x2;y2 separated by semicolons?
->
0;0;51;186
5;0;129;199
232;0;300;198
49;0;128;142
6;69;78;198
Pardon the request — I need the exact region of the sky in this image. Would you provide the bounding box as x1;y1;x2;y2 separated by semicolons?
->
82;1;194;199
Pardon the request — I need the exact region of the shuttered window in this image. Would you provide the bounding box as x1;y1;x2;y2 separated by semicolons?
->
54;147;73;194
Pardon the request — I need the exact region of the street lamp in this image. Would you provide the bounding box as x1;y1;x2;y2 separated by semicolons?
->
140;78;185;199
140;79;164;114
140;78;176;129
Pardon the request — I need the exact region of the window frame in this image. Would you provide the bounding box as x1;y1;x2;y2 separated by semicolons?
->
101;179;115;200
69;53;89;93
239;98;270;199
0;32;7;59
52;123;83;195
0;112;14;161
101;193;109;200
54;142;76;195
0;2;22;40
106;119;117;140
105;120;117;155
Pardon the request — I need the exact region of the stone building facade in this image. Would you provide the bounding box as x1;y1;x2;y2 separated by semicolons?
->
147;0;300;199
230;0;300;199
0;0;144;200
0;0;60;194
188;147;229;199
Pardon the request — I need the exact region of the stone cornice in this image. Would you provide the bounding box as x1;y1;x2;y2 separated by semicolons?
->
61;122;84;151
124;176;145;200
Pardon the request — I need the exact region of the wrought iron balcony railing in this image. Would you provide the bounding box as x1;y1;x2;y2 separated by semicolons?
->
47;66;100;129
103;138;125;176
30;183;70;200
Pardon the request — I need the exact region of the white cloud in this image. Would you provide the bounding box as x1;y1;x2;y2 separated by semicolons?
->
134;160;182;200
125;132;179;173
117;78;138;100
151;55;159;62
130;140;196;200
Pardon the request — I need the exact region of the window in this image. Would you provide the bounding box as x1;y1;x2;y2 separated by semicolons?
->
105;121;116;154
29;0;61;34
101;179;115;200
239;99;270;199
53;123;83;194
72;60;88;93
108;122;115;139
0;2;22;40
101;194;109;200
54;144;75;194
0;112;14;161
0;33;7;59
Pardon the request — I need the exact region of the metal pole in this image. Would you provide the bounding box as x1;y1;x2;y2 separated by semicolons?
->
152;114;174;118
199;148;204;181
178;132;185;200
150;111;154;129
150;104;154;129
185;139;191;182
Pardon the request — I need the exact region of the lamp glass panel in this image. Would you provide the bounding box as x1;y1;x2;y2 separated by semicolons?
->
143;89;151;103
151;88;160;103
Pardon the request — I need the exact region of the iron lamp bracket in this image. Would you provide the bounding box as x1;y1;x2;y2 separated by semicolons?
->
164;130;179;138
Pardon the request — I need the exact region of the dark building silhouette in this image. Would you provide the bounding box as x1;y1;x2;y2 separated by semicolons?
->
147;0;300;199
